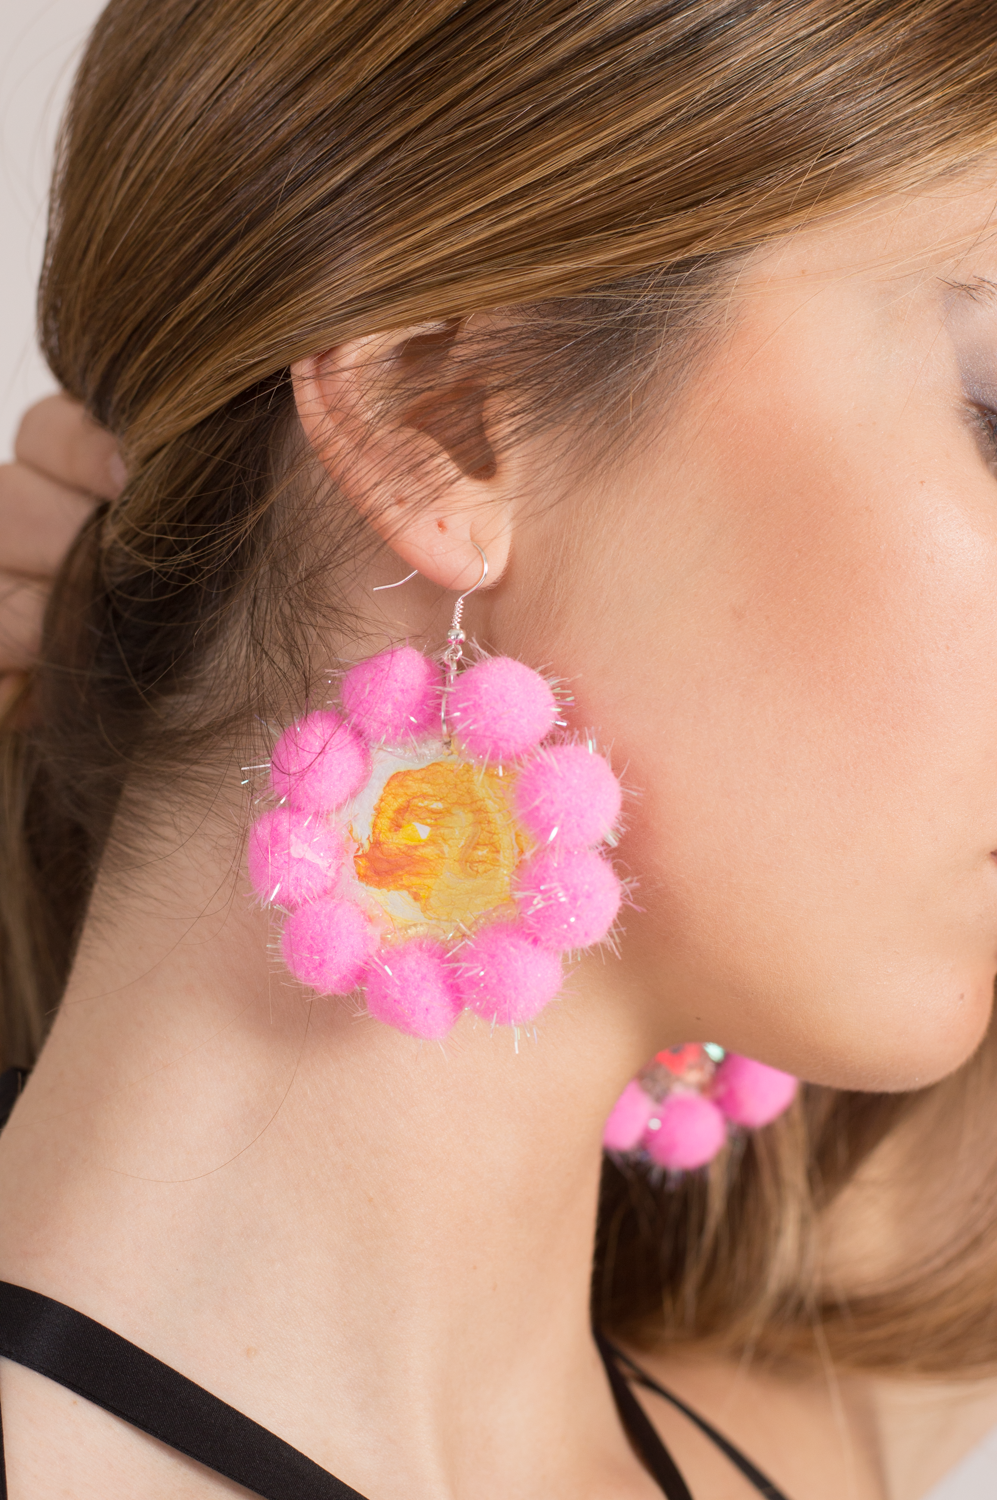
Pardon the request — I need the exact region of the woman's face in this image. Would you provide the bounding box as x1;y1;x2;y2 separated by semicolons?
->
492;176;997;1090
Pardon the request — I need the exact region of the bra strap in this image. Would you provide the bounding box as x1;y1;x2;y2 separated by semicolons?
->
595;1331;694;1499
603;1338;792;1500
0;1282;369;1500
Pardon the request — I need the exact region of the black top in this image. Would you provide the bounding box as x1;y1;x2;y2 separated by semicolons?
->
0;1068;790;1500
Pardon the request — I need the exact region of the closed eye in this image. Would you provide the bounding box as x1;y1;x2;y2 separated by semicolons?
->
968;402;997;475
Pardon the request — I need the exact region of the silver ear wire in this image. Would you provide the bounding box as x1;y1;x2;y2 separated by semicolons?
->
372;543;487;614
372;568;420;593
442;542;488;743
448;543;488;639
442;543;488;676
369;545;488;747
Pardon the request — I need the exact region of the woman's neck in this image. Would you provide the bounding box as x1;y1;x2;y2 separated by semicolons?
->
0;795;660;1499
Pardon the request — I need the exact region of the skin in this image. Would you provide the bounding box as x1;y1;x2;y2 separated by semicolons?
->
3;177;997;1497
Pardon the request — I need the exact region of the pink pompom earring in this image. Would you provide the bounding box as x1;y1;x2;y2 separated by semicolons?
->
603;1045;798;1171
247;547;627;1040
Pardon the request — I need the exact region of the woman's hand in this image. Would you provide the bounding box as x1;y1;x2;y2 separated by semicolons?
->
0;395;124;717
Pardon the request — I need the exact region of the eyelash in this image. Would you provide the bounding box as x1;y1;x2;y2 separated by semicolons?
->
978;407;997;448
970;404;997;466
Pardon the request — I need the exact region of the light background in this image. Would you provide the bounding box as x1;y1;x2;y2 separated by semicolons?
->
0;0;106;458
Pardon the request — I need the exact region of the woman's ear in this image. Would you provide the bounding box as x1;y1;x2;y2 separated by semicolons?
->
291;322;514;592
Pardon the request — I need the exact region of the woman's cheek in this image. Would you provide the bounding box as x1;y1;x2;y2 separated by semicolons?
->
571;380;997;1084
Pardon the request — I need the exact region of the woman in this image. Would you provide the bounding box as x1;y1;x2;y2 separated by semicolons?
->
3;0;997;1495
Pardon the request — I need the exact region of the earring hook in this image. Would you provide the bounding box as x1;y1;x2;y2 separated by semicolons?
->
371;544;488;634
372;568;420;593
372;543;487;615
448;542;488;638
441;542;488;744
370;544;489;747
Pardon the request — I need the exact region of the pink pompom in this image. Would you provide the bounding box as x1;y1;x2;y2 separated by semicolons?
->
644;1093;727;1170
515;848;622;951
447;657;558;762
270;711;370;813
515;743;622;849
455;924;563;1024
365;938;463;1040
341;646;443;745
247;807;344;908
603;1080;655;1152
712;1054;798;1128
281;896;378;995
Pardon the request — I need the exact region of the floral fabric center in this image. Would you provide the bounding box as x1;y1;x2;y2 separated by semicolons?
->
354;758;524;927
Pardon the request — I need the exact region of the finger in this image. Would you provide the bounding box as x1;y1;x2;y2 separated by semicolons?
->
14;393;125;500
0;463;96;579
0;577;47;672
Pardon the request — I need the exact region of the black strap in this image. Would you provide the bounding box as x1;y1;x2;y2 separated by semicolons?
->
0;1073;780;1500
0;1071;22;1494
0;1295;687;1500
595;1332;694;1500
603;1338;792;1500
0;1282;369;1500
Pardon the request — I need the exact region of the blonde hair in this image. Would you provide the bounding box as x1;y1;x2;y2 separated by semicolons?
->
4;0;997;1372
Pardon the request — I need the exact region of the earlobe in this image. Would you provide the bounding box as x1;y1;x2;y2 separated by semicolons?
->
291;330;512;593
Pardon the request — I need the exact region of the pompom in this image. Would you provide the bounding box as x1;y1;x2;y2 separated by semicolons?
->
281;896;378;995
455;924;563;1024
342;646;443;745
515;848;622;951
603;1080;655;1152
515;743;622;849
447;656;558;762
247;807;344;908
270;711;370;813
365;938;463;1041
644;1093;727;1170
712;1054;798;1128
